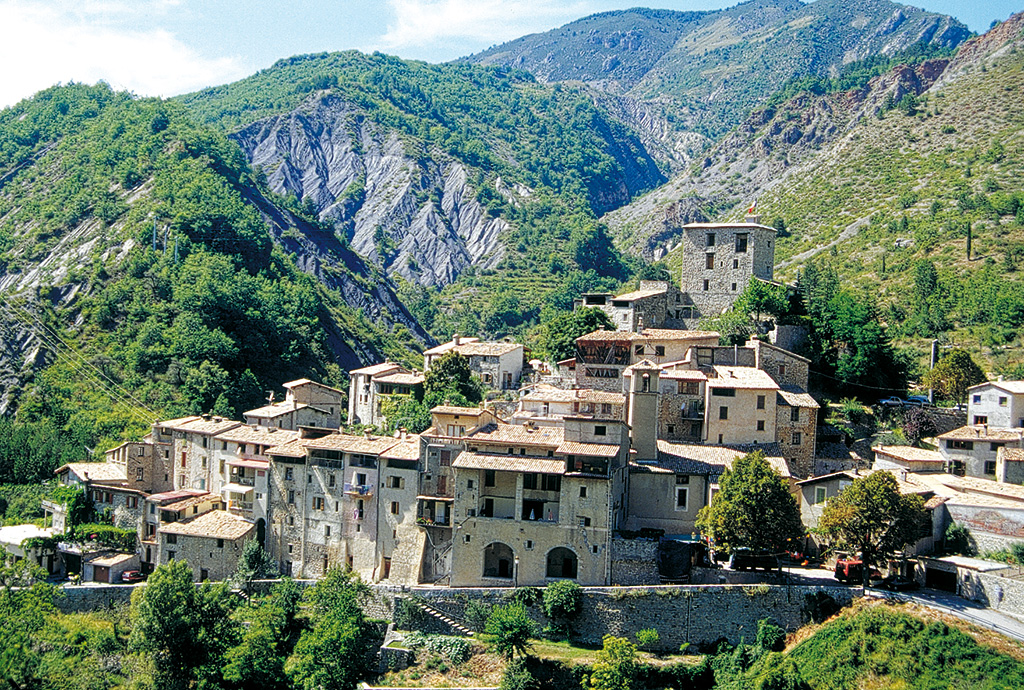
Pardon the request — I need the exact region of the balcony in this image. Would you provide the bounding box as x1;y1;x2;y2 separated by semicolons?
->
345;483;374;497
228;474;256;487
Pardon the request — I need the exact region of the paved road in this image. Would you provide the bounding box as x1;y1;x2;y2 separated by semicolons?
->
865;588;1024;642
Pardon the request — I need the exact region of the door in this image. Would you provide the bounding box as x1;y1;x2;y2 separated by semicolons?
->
437;476;447;495
93;566;110;583
383;557;392;579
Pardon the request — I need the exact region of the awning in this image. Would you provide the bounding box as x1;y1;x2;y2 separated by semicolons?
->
416;495;455;502
221;483;255;494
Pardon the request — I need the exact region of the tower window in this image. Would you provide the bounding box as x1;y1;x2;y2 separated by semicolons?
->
706;253;715;269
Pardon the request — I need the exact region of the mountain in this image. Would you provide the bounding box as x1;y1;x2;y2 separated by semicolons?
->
465;0;970;141
0;84;428;428
179;52;666;291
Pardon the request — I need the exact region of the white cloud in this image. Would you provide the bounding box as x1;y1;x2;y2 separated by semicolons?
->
0;0;249;108
379;0;598;55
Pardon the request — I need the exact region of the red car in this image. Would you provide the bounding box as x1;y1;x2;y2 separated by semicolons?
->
834;558;881;583
121;570;147;583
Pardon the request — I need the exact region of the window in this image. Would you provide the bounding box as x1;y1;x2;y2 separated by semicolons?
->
756;395;765;410
985;460;997;475
719;406;729;420
165;534;177;545
313;497;324;510
634;345;644;356
655;346;665;357
1000;397;1008;406
757;420;765;431
594;425;607;436
680;307;693;319
467;479;475;489
973;394;982;403
580;486;588;498
525;540;534;550
391;501;400;515
136;467;144;482
705;253;715;269
679;381;699;395
288;544;294;554
308;474;313;484
675;487;689;511
329;474;336;487
388;476;403;489
325;524;332;538
593;545;599;554
731;283;737;291
288;490;295;505
791;432;802;445
167;551;175;561
791;407;800;422
778;364;787;377
356;473;367;485
485;470;495;487
703;279;709;291
217;538;224;548
464;535;471;543
814;487;827;504
974;415;989;425
285;467;294;481
524;473;537;490
579;516;592;527
676;475;689;485
732;259;739;269
667;424;675;434
735;233;748;253
706;233;715;247
288;515;295;526
712;388;736;397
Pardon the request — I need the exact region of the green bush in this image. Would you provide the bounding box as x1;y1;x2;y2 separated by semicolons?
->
500;657;538;690
486;604;537;659
944;523;973;556
635;628;660;650
464;599;494;632
542;580;583;636
403;632;471;664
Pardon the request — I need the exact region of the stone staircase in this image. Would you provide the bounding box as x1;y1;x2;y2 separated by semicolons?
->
404;597;475;636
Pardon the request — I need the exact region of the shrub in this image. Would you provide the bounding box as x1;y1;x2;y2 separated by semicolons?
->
756;619;786;653
944;523;973;556
635;628;660;650
464;599;494;632
500;657;538;690
486;604;537;659
542;580;583;637
403;632;471;664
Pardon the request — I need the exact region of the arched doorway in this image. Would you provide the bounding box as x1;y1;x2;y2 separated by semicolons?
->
546;547;578;579
256;518;267;547
483;542;515;579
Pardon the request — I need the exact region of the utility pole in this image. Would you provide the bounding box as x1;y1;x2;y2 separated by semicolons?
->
929;339;938;404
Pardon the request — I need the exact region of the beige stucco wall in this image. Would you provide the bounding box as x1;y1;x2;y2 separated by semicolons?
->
705;387;777;445
625;471;710;536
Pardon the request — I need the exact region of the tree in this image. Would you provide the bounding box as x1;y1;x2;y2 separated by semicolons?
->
424;351;483;404
922;349;986;404
696;452;804;554
286;568;373;690
499;657;538;690
587;636;639;690
541;580;583;637
538;307;614;362
130;559;239;690
485;603;537;659
902;407;937;447
817;471;927;584
234;537;276;590
733;280;790;327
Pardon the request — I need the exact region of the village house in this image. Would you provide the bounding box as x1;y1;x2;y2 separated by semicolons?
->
424;335;524;391
141;490;221;572
156;509;255;581
347;362;424;427
574;327;720;391
151;415;242;492
576;280;688;331
0;524;57;573
243;379;345;430
937;425;1023;480
512;385;626;427
966;379;1024;428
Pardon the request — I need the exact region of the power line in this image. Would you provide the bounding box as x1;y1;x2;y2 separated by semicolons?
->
809;367;908;393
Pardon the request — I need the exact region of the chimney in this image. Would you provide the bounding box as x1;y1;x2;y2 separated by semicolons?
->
453;334;461;346
636;316;644;334
364;429;373;439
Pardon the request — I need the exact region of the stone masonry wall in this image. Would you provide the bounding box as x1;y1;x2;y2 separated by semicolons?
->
958;569;1024;621
610;538;660;585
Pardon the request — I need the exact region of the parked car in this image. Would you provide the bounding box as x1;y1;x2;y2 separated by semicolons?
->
877;397;906;408
121;570;147;583
877;575;920;592
905;396;934;407
729;548;780;571
834;557;882;583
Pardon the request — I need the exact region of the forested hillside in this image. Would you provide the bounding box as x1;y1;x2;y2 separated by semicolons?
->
0;83;425;478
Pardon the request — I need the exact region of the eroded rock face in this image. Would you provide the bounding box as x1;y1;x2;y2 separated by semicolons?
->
232;94;508;288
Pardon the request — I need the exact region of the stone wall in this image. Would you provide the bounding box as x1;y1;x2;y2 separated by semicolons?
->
946;502;1024;552
958;569;1024;620
610;538;660;585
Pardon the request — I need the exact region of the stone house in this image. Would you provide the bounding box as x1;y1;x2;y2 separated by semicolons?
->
775;388;819;478
652;368;707;443
211;425;298;543
512;385;626;427
140;490;220;571
151;415;242;492
625;442;790;538
937;425;1023;480
347;362;424;427
424;336;524;391
0;524;57;573
965;380;1024;428
873;445;946;474
574;327;720;391
677;218;777;328
576;281;688;331
50;461;148;534
104;441;173;495
157;509;255;581
704;366;780;447
83;552;139;583
447;414;629;587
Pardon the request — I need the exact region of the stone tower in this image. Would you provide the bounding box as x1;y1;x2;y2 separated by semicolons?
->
626;359;661;462
678;215;777;328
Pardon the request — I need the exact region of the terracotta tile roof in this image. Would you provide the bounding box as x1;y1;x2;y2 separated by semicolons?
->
938;426;1024;442
423;337;481;356
283;379;345;394
452;452;565;475
350;362;404;376
56;462;128;483
659;369;707;381
88;552;136;567
612;287;666;301
709;366;780;390
244;401;307;418
873;445;944;463
777;388;819;408
683;221;777;232
215;426;300;445
973;380;1024;394
302;433;399;456
556;441;620;458
751;339;811;363
452;342;522;357
160;510;255;541
432;406;485;416
265;439;307;458
226;458;270;470
147;489;207;503
158;416;241;435
641;328;720;340
162;494;219;513
1003;448;1024;463
930;473;1024;503
466;423;564;447
641;441;788;477
374;372;424;386
382;437;421;461
521;386;625;404
924;496;948;510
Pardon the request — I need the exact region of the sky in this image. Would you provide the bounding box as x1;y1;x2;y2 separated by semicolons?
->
0;0;1019;108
